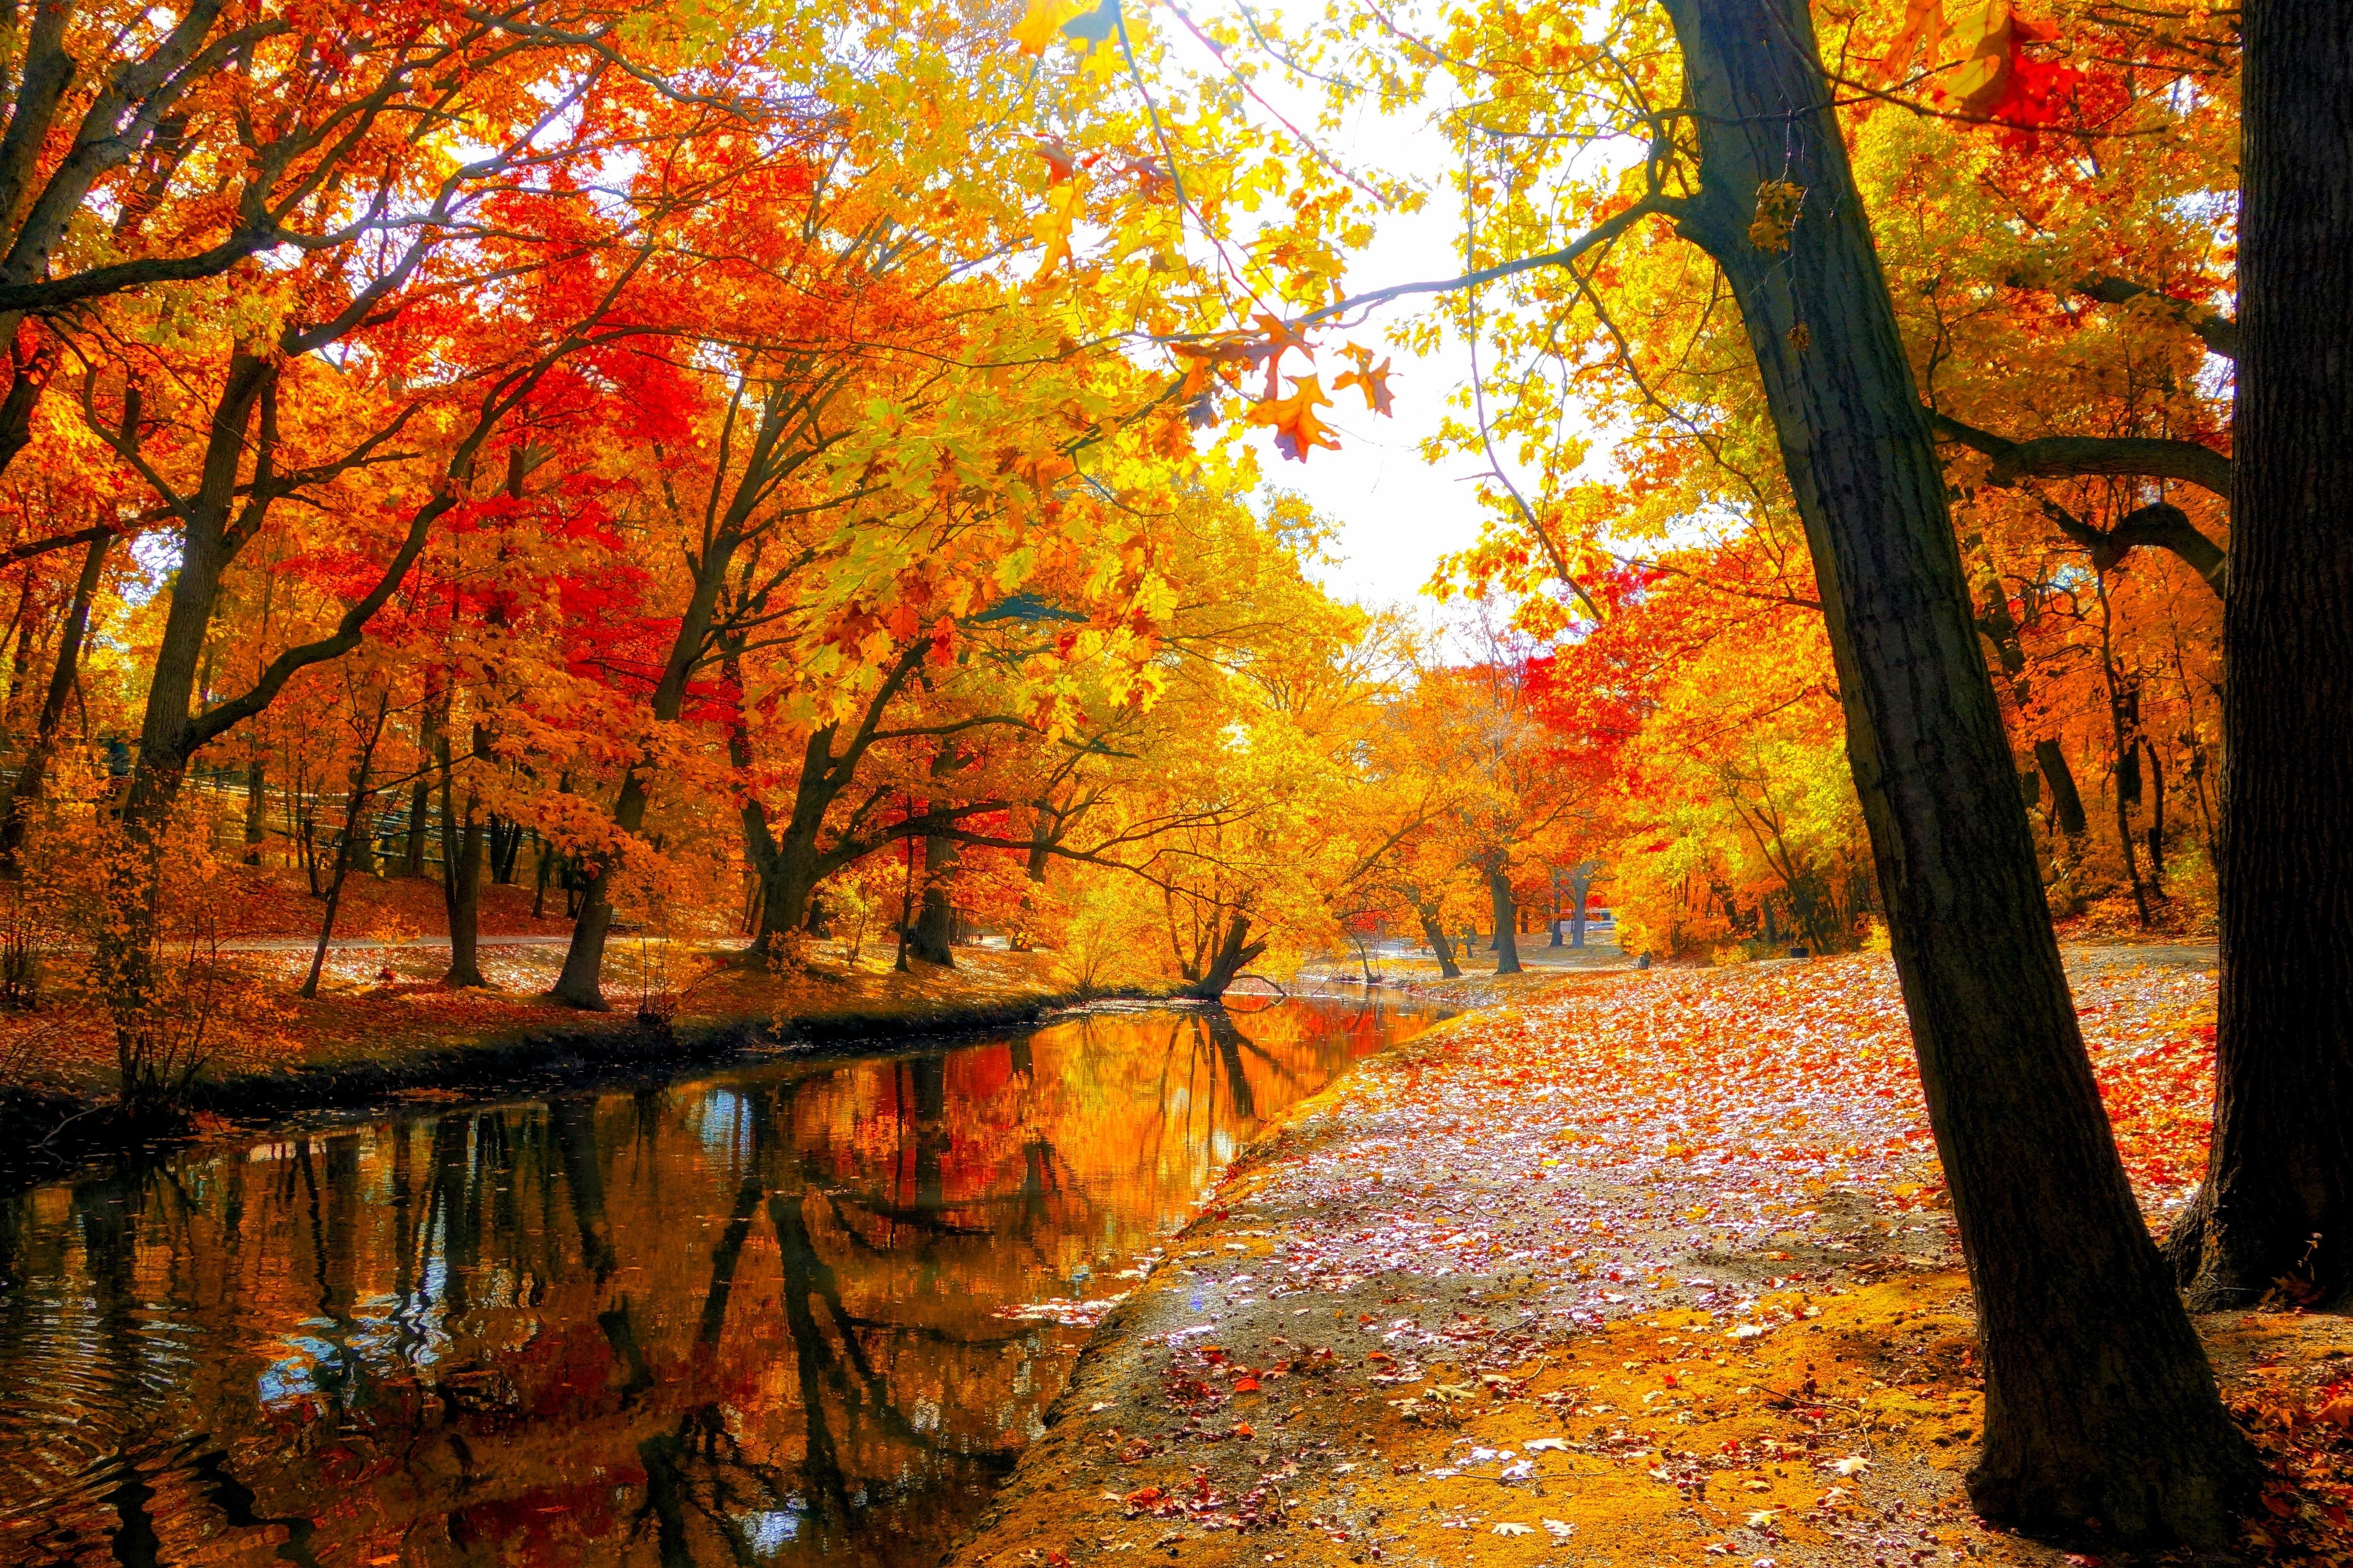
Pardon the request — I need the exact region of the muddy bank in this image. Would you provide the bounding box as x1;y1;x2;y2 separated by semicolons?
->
0;981;1179;1194
944;956;2346;1568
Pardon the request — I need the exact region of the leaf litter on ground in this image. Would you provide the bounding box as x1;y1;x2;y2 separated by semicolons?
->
948;950;2353;1568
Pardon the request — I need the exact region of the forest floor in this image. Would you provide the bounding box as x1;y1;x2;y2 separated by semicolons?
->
949;948;2353;1568
0;867;1121;1183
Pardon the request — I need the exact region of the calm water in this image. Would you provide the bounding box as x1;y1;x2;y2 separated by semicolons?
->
0;999;1429;1566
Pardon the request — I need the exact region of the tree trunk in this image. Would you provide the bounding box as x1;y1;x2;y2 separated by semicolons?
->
300;694;391;1000
1416;902;1461;979
402;772;431;877
551;772;638;1010
1978;580;2089;839
1183;911;1265;999
0;528;106;871
908;834;956;966
1665;0;2252;1540
437;729;487;989
1488;871;1521;975
2031;738;2089;839
1568;862;1598;949
241;757;267;867
2166;0;2353;1312
554;549;734;1007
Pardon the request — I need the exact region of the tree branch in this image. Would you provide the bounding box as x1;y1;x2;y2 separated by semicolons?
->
2029;491;2228;598
2070;276;2240;362
1933;411;2232;500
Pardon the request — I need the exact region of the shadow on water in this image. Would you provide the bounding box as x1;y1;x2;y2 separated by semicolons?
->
0;998;1430;1566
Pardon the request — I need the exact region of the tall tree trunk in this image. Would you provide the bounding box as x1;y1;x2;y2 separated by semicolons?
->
1416;901;1461;979
437;727;487;989
553;557;732;1007
1183;911;1265;999
0;529;106;871
100;353;277;1062
552;772;639;1010
402;772;431;878
1665;0;2251;1539
300;693;392;1000
241;757;267;866
2030;738;2089;839
1487;870;1521;975
1567;861;1598;949
908;833;956;966
2167;0;2353;1312
1979;578;2089;838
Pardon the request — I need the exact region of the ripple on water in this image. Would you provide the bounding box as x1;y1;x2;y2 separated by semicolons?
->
0;999;1433;1566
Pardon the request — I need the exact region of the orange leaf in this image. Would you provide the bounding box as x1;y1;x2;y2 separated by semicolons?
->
1333;344;1395;416
1246;374;1341;463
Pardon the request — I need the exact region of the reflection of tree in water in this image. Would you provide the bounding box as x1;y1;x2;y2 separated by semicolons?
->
611;1076;1028;1565
0;1001;1424;1566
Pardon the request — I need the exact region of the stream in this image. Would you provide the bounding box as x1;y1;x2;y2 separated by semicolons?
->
0;997;1431;1566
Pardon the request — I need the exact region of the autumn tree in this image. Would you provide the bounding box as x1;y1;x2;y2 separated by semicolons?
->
1178;0;2255;1537
2166;0;2353;1311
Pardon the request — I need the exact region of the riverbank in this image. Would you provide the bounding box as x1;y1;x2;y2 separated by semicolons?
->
0;941;1170;1191
946;948;2353;1568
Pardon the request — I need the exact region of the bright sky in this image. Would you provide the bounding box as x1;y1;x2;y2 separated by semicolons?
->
1155;17;1499;617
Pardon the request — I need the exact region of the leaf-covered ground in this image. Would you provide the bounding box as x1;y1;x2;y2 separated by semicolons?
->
950;951;2352;1568
0;938;1084;1101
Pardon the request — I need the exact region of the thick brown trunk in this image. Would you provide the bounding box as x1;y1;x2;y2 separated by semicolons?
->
1668;0;2252;1540
2167;0;2353;1311
241;758;266;866
437;728;486;990
1183;912;1265;999
402;773;431;877
1566;862;1598;949
0;529;106;870
908;834;956;966
2030;738;2088;839
1416;902;1461;979
1487;870;1521;975
553;553;730;1007
551;771;639;1010
1979;580;2089;839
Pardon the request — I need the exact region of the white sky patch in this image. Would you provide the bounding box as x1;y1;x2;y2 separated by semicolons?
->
1155;7;1497;618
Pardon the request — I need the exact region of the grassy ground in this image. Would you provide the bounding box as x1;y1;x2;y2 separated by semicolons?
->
947;949;2350;1568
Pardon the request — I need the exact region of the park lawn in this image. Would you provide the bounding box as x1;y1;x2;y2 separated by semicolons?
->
950;953;2353;1568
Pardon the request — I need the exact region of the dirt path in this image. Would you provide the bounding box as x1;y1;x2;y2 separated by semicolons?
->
946;951;2346;1568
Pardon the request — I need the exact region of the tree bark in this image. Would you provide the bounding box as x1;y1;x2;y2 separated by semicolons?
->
908;832;957;966
1488;870;1521;975
241;757;267;866
1664;0;2252;1540
1416;901;1461;979
0;528;106;870
2166;0;2353;1312
552;542;734;1007
1976;579;2089;839
2031;738;2088;839
1182;911;1266;999
437;727;487;990
1567;861;1599;949
402;773;431;877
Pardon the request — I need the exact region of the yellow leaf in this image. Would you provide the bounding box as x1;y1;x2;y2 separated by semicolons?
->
1013;0;1091;55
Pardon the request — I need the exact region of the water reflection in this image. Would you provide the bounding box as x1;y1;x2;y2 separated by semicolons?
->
0;999;1427;1566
